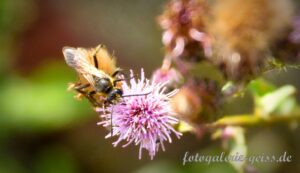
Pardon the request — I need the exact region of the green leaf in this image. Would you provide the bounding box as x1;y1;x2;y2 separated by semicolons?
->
258;85;296;116
247;79;275;97
275;97;297;115
248;79;297;117
177;121;194;133
226;127;247;173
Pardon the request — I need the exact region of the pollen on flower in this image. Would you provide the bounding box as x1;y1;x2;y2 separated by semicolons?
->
97;69;182;159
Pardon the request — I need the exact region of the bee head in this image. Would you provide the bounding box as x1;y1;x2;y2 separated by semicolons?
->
107;88;123;103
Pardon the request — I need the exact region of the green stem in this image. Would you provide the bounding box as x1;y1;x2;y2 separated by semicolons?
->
208;113;300;128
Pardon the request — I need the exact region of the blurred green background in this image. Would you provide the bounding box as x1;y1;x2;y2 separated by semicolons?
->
0;0;300;173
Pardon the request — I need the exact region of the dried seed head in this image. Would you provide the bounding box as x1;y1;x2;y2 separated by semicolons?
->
209;0;294;80
290;13;300;44
274;13;300;63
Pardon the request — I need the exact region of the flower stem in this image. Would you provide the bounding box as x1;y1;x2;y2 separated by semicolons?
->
207;113;300;128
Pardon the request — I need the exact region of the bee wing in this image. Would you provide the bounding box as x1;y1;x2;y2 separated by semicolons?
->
62;47;109;84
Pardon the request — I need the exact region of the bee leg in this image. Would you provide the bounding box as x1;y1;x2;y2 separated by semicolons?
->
112;70;138;79
74;83;90;90
103;100;115;137
110;103;115;137
73;83;90;98
102;103;106;115
87;91;102;107
73;84;101;107
112;69;139;86
113;75;138;86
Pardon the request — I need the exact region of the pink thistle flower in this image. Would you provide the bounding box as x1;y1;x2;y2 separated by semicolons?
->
152;67;182;85
152;58;183;87
97;69;182;159
158;0;211;58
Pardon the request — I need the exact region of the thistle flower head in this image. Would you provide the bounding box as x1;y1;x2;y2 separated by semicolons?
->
171;78;220;123
97;69;182;159
171;85;202;121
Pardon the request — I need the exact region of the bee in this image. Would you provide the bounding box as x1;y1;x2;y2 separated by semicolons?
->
63;45;151;136
62;45;125;107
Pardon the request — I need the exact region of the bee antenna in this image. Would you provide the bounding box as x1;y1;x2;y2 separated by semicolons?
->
122;91;151;98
